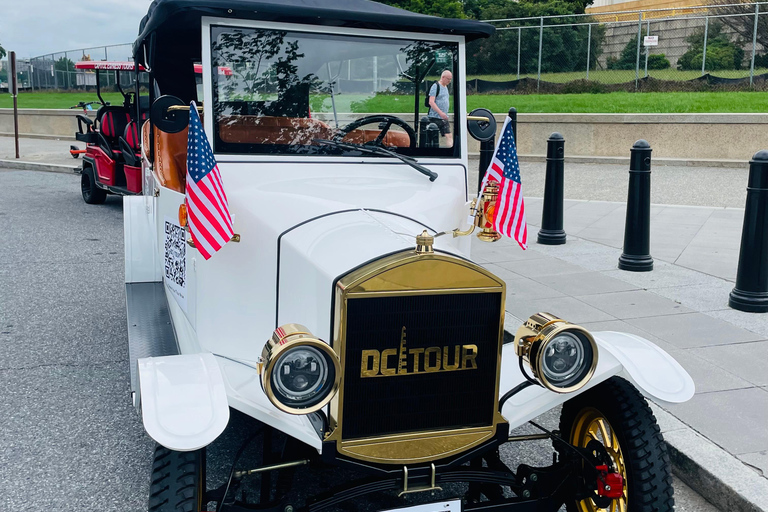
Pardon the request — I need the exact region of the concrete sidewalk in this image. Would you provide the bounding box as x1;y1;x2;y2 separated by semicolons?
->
0;135;80;172
473;197;768;512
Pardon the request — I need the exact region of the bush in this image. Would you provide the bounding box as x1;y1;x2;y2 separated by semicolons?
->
647;54;671;70
754;54;768;68
677;22;744;71
606;31;646;70
606;32;670;71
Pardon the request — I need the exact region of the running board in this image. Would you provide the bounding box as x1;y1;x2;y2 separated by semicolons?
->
126;282;179;409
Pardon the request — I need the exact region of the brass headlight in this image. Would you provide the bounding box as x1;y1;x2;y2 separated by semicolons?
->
260;323;341;414
514;313;598;393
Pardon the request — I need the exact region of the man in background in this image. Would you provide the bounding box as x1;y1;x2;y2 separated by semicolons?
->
427;70;453;147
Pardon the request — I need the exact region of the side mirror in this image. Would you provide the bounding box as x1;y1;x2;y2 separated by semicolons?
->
150;95;189;134
467;108;496;142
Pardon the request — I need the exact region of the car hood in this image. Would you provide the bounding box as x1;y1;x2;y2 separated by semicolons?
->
220;161;470;235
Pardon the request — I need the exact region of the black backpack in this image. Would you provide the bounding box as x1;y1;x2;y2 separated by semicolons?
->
424;81;440;109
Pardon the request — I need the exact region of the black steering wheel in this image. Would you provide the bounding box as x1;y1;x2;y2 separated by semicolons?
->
333;115;417;149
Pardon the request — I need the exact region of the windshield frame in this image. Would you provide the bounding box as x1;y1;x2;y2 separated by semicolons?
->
201;16;468;163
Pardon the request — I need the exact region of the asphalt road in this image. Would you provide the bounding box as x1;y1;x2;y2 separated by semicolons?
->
0;168;719;511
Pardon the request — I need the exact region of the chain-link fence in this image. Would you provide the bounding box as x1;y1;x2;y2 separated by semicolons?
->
17;43;136;91
3;4;766;95
468;1;768;92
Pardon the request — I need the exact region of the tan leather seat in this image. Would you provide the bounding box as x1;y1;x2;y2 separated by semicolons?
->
218;116;411;147
153;125;188;193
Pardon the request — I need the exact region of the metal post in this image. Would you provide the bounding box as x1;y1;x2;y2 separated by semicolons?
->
537;17;543;93
729;150;768;312
538;133;566;245
618;140;654;272
517;27;521;80
702;17;709;76
750;3;759;86
508;107;518;144
372;55;378;93
635;12;642;90
586;24;592;80
644;19;650;77
10;52;20;159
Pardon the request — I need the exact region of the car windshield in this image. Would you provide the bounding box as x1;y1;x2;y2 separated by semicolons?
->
209;26;459;157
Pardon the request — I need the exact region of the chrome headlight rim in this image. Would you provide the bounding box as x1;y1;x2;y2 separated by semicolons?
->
261;325;341;415
515;313;598;394
531;325;597;393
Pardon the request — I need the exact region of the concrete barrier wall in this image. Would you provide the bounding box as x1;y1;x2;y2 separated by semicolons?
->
2;108;767;162
493;113;768;162
0;109;82;140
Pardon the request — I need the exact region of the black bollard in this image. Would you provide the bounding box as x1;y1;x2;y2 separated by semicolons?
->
729;150;768;312
508;107;518;143
618;140;654;272
424;122;439;149
478;139;495;194
538;133;566;245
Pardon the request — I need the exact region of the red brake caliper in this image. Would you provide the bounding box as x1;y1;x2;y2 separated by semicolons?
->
595;465;624;499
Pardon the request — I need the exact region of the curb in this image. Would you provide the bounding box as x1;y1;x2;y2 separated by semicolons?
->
0;159;79;174
651;404;768;512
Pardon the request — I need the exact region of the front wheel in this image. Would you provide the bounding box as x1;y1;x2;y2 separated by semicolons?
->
148;445;206;512
558;377;674;512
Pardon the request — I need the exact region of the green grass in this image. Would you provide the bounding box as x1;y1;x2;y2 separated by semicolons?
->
467;91;768;113
468;68;768;84
0;92;125;109
350;91;768;113
3;90;767;113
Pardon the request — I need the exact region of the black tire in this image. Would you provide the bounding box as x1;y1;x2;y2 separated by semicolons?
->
148;445;206;512
558;376;674;512
81;166;107;204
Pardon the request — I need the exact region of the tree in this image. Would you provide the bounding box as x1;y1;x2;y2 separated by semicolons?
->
711;0;767;55
0;43;6;60
55;57;75;73
466;0;605;76
677;21;745;71
377;0;465;18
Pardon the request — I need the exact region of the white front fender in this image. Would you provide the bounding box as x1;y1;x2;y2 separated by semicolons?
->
500;330;694;430
138;353;230;451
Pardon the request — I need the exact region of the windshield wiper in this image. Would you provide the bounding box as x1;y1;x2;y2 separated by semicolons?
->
314;139;438;182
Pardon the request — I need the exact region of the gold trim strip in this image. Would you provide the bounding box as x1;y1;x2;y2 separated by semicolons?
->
346;286;501;299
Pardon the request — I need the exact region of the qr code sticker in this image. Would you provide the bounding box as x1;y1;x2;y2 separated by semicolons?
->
164;220;186;288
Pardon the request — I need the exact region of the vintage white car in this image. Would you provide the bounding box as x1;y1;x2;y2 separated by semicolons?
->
121;1;695;511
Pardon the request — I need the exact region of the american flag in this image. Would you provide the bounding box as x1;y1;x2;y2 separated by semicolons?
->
185;101;234;260
480;117;527;250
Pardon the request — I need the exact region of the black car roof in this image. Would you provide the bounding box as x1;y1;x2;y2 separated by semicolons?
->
135;0;494;57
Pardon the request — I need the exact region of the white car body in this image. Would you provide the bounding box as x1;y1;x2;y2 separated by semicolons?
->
124;17;693;455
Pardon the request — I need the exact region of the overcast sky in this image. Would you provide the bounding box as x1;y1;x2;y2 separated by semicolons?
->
1;0;151;58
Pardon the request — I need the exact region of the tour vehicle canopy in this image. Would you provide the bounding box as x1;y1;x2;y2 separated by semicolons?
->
135;0;495;57
134;0;494;108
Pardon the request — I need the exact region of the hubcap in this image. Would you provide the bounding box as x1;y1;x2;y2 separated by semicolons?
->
570;408;628;512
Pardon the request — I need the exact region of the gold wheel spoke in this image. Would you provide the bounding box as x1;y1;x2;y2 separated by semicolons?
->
619;498;627;512
597;418;611;446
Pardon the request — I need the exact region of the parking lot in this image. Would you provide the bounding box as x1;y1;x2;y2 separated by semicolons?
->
0;168;718;511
